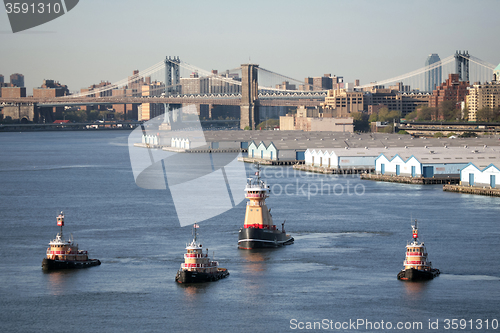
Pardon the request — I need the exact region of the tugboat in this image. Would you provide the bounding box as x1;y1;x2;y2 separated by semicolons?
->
175;223;229;283
238;165;294;249
397;219;440;281
41;212;101;271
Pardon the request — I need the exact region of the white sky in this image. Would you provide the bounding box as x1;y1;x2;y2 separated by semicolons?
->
1;0;499;93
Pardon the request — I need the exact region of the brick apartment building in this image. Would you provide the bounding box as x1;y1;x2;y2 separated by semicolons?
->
429;73;469;110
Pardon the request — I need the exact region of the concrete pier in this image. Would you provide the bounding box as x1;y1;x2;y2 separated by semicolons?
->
238;157;299;166
293;164;373;174
360;173;459;185
443;184;500;197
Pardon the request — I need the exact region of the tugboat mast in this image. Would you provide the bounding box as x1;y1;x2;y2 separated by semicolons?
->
412;219;418;241
57;211;64;239
193;222;199;243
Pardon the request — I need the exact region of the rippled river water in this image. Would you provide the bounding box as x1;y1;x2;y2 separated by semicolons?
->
0;130;499;333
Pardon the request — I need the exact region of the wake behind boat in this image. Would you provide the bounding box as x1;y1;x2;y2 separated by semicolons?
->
397;219;440;281
238;165;294;249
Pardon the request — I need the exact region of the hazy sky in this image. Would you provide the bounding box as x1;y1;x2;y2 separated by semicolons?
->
1;0;499;92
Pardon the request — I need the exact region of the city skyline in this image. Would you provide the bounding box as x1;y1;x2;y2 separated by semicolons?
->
1;0;499;92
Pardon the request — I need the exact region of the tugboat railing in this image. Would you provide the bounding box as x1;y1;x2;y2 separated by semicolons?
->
246;201;265;206
184;253;208;258
181;262;218;269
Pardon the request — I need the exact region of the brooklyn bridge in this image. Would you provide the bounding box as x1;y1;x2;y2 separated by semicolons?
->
0;51;496;129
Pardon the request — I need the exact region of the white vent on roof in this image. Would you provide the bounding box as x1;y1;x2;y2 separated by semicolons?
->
385;146;388;149
365;147;368;149
345;147;348;150
424;146;428;148
464;145;468;148
405;146;408;149
429;151;434;154
472;150;478;153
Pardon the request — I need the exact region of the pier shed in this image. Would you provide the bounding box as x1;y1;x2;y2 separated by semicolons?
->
247;140;306;162
375;146;500;179
305;147;388;169
460;163;500;188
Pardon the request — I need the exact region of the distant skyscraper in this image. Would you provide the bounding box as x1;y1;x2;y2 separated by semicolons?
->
0;74;4;84
424;54;441;92
10;73;24;87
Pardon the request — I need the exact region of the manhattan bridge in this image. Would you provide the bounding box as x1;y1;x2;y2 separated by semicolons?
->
0;51;496;129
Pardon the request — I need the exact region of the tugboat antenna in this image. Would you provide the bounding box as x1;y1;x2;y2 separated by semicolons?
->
57;211;64;239
193;222;199;243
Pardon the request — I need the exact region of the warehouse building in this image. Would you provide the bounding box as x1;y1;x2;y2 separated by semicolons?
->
460;163;500;188
375;146;500;178
304;147;388;169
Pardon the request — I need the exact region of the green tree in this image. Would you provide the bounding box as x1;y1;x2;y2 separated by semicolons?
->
459;131;477;138
433;132;444;138
398;130;409;135
368;113;378;122
377;108;400;122
243;126;250;130
256;119;279;130
351;111;370;132
405;110;418;121
476;107;500;122
87;110;101;121
416;106;436;121
381;124;394;133
62;109;88;122
438;100;460;121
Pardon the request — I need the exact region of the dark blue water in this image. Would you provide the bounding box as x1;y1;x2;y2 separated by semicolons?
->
0;131;499;333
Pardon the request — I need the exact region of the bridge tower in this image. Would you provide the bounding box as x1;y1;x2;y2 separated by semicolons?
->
240;64;259;130
163;56;181;128
165;56;180;95
455;50;470;82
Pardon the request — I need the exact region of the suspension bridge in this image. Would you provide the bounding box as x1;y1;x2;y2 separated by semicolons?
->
0;51;497;128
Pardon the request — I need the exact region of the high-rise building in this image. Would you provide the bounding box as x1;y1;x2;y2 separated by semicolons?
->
0;74;4;84
321;88;363;118
362;87;430;116
140;81;165;121
467;81;500;122
10;73;24;87
428;73;469;120
425;54;441;92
